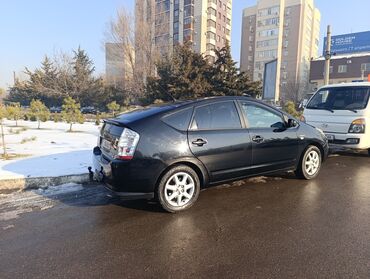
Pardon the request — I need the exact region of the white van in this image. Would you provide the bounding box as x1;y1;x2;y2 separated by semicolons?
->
303;82;370;155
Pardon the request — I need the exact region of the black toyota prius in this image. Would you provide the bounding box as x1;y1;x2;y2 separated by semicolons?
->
92;96;329;212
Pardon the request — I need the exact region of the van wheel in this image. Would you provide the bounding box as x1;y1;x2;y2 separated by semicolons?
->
295;145;322;180
157;165;200;213
368;149;370;157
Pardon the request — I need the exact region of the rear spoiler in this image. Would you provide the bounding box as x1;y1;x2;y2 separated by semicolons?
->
103;118;129;127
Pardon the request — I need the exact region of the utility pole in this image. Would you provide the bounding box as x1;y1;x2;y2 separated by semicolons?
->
324;25;332;85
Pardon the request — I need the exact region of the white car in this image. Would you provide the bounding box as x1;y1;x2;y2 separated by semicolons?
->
303;82;370;156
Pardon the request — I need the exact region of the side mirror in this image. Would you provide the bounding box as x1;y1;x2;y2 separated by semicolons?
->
287;118;299;128
271;121;286;132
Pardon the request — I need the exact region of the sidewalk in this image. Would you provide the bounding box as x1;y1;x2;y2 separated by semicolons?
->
0;120;100;191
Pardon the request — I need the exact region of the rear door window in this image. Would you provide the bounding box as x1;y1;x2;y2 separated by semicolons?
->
191;101;242;130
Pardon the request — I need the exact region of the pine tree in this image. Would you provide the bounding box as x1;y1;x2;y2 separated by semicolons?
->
211;44;262;97
146;43;212;101
6;103;23;127
71;47;97;104
62;97;84;132
107;101;120;117
30;99;50;129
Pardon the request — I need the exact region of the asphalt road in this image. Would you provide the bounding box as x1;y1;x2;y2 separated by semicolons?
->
0;152;369;279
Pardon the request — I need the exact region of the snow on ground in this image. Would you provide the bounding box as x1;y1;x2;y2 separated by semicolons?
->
0;119;100;180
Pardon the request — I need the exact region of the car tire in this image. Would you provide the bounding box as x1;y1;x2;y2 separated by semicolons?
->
368;149;370;157
295;145;322;180
157;165;200;213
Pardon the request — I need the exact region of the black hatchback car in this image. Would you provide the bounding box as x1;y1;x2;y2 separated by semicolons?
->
92;96;329;212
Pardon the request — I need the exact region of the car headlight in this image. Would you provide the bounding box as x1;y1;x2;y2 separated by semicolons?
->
348;118;365;134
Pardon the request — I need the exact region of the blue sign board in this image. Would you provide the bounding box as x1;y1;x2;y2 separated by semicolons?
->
323;31;370;55
263;59;277;101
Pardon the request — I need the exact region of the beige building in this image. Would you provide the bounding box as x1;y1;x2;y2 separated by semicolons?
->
105;43;133;88
136;0;232;61
240;0;321;101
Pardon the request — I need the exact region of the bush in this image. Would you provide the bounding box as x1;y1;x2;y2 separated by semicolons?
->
283;101;301;118
53;113;62;122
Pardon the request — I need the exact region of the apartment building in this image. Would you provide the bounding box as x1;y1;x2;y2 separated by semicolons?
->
240;0;321;101
136;0;232;61
105;43;133;88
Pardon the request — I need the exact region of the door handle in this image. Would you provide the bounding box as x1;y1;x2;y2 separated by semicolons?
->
252;135;264;143
192;138;208;146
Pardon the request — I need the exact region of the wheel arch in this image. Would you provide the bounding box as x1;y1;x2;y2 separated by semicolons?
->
155;159;209;191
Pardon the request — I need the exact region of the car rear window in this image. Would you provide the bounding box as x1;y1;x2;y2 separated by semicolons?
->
191;101;241;130
162;107;193;131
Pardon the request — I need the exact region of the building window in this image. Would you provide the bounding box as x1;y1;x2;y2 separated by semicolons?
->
249;46;253;51
208;7;216;16
207;31;216;40
283;50;288;56
361;63;370;72
249;36;253;42
206;43;215;51
217;35;221;42
258;28;279;37
338;65;347;73
207;19;216;28
248;56;253;61
329;66;333;73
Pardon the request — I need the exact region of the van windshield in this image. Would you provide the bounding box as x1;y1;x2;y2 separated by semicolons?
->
306;86;370;111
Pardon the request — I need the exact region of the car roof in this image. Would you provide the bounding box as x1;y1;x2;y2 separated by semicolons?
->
111;96;279;125
319;82;370;90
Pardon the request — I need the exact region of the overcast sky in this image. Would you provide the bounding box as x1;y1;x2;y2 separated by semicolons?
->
1;0;370;88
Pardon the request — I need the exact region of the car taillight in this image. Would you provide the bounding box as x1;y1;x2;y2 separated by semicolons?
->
348;118;366;134
116;128;140;160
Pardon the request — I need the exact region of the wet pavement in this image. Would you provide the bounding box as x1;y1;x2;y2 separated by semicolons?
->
0;152;369;279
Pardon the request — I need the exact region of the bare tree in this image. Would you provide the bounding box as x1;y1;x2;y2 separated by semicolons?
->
282;78;309;104
104;2;168;101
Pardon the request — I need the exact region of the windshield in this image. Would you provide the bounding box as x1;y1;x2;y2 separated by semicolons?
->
306;86;370;111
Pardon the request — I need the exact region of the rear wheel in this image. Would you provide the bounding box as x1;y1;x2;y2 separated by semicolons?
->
368;149;370;157
296;145;322;180
157;165;200;213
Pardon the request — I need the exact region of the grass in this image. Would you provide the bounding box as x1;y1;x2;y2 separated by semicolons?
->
20;136;37;144
0;153;30;160
8;127;28;134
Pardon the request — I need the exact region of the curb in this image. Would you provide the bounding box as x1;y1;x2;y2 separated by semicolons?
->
0;173;91;192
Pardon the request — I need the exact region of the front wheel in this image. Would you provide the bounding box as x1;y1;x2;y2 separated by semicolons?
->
296;145;322;180
157;165;200;213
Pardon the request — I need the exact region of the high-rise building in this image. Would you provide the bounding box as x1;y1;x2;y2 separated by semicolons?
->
240;0;321;101
105;43;133;88
135;0;232;61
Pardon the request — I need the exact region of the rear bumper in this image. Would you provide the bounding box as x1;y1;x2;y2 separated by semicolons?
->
92;147;159;195
325;133;370;150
